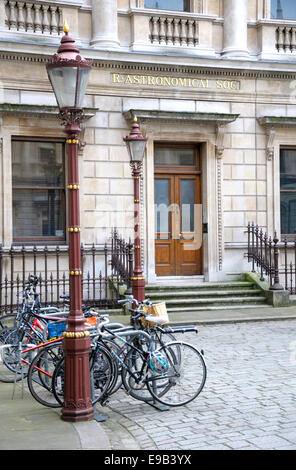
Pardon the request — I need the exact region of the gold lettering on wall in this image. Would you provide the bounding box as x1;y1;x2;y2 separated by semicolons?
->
112;73;240;91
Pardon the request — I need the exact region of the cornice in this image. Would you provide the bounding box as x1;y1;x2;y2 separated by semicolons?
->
124;109;239;125
0;103;98;119
2;50;296;80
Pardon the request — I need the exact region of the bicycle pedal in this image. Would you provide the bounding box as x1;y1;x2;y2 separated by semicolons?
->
201;349;205;356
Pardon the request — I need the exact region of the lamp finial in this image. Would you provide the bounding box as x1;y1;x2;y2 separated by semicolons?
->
63;19;70;34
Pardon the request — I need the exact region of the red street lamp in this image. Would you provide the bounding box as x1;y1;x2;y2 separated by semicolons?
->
46;21;94;422
124;117;148;302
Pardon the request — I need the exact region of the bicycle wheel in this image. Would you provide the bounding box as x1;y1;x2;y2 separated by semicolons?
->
121;346;153;402
146;341;207;407
52;344;113;406
0;329;38;383
0;315;18;341
27;342;64;408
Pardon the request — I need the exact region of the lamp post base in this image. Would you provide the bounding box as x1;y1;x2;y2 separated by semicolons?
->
61;336;94;423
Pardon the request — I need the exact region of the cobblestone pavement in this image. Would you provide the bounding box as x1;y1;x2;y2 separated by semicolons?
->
99;320;296;450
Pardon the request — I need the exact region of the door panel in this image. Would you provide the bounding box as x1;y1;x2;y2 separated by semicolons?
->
155;152;202;276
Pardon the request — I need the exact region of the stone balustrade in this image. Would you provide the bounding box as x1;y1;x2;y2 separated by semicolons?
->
4;0;63;35
149;15;199;47
276;25;296;53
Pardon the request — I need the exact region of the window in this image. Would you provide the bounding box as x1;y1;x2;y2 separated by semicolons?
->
271;0;296;20
280;148;296;235
12;138;65;242
145;0;190;12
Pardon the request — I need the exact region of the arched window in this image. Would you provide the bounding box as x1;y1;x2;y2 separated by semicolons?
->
144;0;190;12
271;0;296;20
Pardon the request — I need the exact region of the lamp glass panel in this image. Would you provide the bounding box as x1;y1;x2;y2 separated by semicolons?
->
127;140;147;162
76;68;91;108
48;67;78;108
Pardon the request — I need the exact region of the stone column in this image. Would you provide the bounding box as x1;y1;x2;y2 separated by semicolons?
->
91;0;119;48
222;0;249;58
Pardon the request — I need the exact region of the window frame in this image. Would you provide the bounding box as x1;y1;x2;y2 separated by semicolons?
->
280;145;296;238
270;0;296;21
11;136;66;245
144;0;191;13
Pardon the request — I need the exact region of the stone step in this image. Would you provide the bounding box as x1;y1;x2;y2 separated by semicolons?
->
145;281;254;291
166;303;271;312
146;289;262;299
161;296;267;308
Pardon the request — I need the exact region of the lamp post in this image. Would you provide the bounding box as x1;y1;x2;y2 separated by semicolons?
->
124;117;147;303
46;21;94;422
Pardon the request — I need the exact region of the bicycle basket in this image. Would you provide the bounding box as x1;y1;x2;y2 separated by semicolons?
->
47;322;66;340
142;302;169;327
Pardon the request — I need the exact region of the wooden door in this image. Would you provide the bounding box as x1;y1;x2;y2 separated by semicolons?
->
154;145;202;276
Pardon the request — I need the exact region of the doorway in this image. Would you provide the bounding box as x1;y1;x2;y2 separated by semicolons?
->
154;144;202;276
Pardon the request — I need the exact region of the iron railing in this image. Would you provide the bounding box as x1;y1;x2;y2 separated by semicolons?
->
247;222;296;293
0;230;134;314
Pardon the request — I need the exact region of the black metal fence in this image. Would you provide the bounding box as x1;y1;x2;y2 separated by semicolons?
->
247;222;296;293
0;229;134;314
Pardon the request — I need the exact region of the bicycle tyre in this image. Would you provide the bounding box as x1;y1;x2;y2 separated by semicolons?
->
52;344;114;406
146;341;207;407
27;342;64;408
0;329;38;383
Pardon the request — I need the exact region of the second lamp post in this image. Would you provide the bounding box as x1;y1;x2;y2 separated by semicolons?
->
124;117;148;303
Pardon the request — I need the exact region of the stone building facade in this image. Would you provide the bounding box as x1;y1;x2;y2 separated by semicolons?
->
1;0;296;286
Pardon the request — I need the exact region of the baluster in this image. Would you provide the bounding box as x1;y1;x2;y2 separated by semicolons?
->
50;272;53;304
0;245;2;313
294;240;296;294
56;246;60;306
193;20;199;46
284;26;291;52
290;262;293;294
10;246;14;313
159;17;166;45
268;236;272;286
151;16;159;44
4;275;8;314
25;2;33;32
92;243;96;303
44;245;48;304
270;232;283;290
180;19;187;46
58;7;63;35
284;238;288;290
173;18;180;45
251;222;255;272
16;274;20;311
264;232;268;275
17;2;25;31
34;4;42;33
8;1;17;30
277;26;284;52
291;27;296;52
259;229;264;281
49;5;58;35
42;4;50;34
187;19;194;47
166;17;173;45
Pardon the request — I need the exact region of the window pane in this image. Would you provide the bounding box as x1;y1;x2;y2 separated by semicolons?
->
280;149;296;190
271;0;296;20
145;0;189;12
181;179;195;232
155;179;170;235
13;189;64;238
155;148;195;166
12;141;64;187
281;193;296;234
